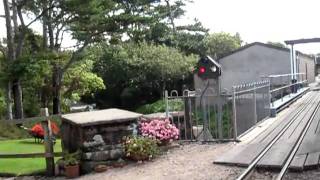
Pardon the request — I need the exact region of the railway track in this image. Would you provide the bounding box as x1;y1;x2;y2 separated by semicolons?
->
236;92;320;180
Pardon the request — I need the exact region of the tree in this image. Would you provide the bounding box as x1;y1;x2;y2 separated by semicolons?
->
18;0;164;114
93;42;197;109
2;0;58;119
146;1;209;55
205;32;242;59
267;41;286;48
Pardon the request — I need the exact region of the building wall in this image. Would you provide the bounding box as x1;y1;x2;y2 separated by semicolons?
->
218;45;291;92
297;54;315;83
194;44;316;94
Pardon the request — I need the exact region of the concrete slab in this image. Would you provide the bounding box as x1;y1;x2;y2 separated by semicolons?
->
62;108;142;126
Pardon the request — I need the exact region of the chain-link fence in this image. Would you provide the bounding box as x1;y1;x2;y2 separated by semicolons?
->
165;89;234;142
232;81;270;137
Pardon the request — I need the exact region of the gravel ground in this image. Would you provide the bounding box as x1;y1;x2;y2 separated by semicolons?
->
4;142;319;180
78;142;243;180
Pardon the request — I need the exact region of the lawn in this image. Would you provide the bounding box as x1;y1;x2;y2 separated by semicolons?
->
0;138;62;175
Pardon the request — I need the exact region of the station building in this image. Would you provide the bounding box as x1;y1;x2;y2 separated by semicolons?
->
194;42;316;93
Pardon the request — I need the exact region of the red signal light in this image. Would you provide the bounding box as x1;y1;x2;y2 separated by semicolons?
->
199;66;206;74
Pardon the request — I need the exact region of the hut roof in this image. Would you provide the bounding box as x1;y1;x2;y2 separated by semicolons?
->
62;108;142;126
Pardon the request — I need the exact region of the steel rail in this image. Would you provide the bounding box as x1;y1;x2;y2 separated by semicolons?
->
235;92;317;180
275;98;320;180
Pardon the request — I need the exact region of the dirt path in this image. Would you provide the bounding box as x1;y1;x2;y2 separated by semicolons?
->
79;142;242;180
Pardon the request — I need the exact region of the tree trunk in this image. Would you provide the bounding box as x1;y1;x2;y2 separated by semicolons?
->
52;66;62;114
12;80;24;119
42;1;48;49
11;0;24;119
3;0;15;120
6;82;13;120
47;7;55;50
165;0;176;34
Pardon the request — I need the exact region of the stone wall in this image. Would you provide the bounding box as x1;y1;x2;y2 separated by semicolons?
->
81;134;125;173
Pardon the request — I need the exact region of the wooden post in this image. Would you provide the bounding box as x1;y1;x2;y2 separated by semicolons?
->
41;108;55;176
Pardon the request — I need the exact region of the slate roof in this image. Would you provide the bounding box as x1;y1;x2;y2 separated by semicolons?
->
219;42;314;60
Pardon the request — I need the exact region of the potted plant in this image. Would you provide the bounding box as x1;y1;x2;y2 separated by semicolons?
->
124;136;159;161
64;151;81;178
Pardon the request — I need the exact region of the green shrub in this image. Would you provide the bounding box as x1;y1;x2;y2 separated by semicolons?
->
123;136;159;161
0;121;30;140
136;99;183;114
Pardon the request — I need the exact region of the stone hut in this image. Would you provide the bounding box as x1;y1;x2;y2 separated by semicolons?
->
61;108;142;173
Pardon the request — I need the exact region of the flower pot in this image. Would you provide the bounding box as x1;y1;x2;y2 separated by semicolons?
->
65;164;80;178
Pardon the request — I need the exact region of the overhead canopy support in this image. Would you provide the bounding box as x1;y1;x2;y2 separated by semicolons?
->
285;38;320;45
284;38;320;80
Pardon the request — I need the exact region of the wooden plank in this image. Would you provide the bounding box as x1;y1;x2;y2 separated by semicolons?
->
249;92;313;144
304;152;320;168
290;154;307;171
257;94;319;168
295;106;320;154
214;143;268;166
0;152;62;158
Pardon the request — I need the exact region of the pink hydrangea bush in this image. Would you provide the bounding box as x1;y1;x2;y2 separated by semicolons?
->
139;118;179;143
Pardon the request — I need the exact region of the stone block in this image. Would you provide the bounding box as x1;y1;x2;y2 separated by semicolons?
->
82;150;111;161
110;149;124;160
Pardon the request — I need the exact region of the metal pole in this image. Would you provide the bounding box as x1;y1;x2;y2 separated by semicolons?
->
268;81;271;116
165;90;169;118
290;45;294;80
232;87;238;140
253;84;257;124
203;98;208;141
217;97;223;139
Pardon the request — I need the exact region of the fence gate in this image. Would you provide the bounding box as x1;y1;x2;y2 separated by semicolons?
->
165;80;271;142
165;89;235;142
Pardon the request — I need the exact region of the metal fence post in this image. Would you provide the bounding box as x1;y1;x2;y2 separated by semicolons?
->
232;87;238;140
268;81;271;116
253;83;257;124
217;97;223;139
165;90;169;118
202;98;208;141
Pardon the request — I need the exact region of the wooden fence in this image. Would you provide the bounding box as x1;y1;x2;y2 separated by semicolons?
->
0;119;60;176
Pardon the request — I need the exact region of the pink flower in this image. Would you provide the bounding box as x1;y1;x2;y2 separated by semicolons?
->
139;118;180;142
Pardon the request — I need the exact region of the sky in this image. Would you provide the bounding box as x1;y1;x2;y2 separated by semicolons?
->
0;0;320;54
181;0;320;54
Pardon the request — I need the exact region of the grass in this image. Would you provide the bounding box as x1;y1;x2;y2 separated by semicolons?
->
0;115;61;140
0;138;62;175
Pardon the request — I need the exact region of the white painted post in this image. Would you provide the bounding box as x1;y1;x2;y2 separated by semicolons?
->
290;45;294;80
165;90;169;118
